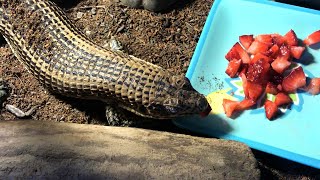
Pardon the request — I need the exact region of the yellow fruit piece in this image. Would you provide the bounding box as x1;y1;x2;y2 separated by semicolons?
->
206;89;238;115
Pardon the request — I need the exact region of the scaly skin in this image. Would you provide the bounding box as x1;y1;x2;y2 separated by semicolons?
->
0;0;209;119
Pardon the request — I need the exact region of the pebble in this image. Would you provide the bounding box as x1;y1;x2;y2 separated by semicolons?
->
91;8;97;15
76;12;84;19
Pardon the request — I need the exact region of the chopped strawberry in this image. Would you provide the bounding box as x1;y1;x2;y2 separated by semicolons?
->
284;29;298;46
279;44;291;58
264;100;278;120
269;70;283;85
282;67;306;92
305;78;320;95
222;99;239;117
266;44;280;58
225;43;241;61
290;46;305;59
247;40;269;55
234;42;251;63
240;73;249;97
271;33;286;46
239;35;254;49
303;30;320;46
256;34;273;46
277;84;283;91
247;59;270;84
274;93;292;106
271;55;291;74
225;59;242;78
237;99;256;110
265;82;279;95
251;53;272;64
246;81;264;101
239;64;249;76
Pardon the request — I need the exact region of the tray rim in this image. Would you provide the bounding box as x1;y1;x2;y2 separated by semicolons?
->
180;0;320;169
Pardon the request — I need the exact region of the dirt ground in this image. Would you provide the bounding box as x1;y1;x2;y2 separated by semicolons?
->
0;0;320;179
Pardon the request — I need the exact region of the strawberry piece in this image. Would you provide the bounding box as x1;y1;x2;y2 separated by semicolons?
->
239;64;249;76
290;46;305;59
271;55;291;74
269;70;283;85
247;40;269;55
256;34;273;46
264;100;278;120
277;84;283;91
279;44;291;58
305;78;320;95
266;82;279;95
271;33;286;46
240;73;249;97
247;59;270;84
222;99;239;117
246;81;264;101
225;43;241;61
237;99;256;110
282;67;306;92
284;29;298;46
303;30;320;46
225;59;242;78
266;44;280;58
274;93;292;106
251;53;272;64
239;35;254;49
234;42;251;63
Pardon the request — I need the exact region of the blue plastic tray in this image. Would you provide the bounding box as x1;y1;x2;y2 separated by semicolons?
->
174;0;320;169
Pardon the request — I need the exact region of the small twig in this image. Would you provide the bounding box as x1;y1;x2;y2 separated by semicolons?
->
67;5;107;12
6;104;40;118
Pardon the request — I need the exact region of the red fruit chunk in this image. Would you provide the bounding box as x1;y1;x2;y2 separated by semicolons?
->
266;82;279;95
222;99;239;117
247;40;269;55
237;99;256;110
234;42;251;63
275;93;292;106
239;35;254;49
266;44;280;58
303;30;320;46
240;73;249;97
239;64;249;76
256;34;273;46
279;44;291;58
290;46;305;59
246;81;264;101
277;84;283;92
271;33;286;46
251;53;272;64
225;43;241;61
269;70;283;85
271;55;291;74
284;29;298;46
264;100;278;120
247;59;270;84
282;67;306;93
225;59;242;78
305;78;320;95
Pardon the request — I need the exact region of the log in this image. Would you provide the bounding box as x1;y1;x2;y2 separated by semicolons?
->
0;120;260;179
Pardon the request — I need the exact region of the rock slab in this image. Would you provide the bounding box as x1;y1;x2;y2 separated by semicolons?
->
0;120;260;179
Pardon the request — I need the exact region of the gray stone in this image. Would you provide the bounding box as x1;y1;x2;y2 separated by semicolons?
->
0;120;260;179
120;0;178;12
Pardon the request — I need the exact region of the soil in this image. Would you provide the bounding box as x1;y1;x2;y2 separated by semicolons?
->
0;0;319;179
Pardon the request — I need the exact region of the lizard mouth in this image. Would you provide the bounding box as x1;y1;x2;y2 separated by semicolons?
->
199;103;212;117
